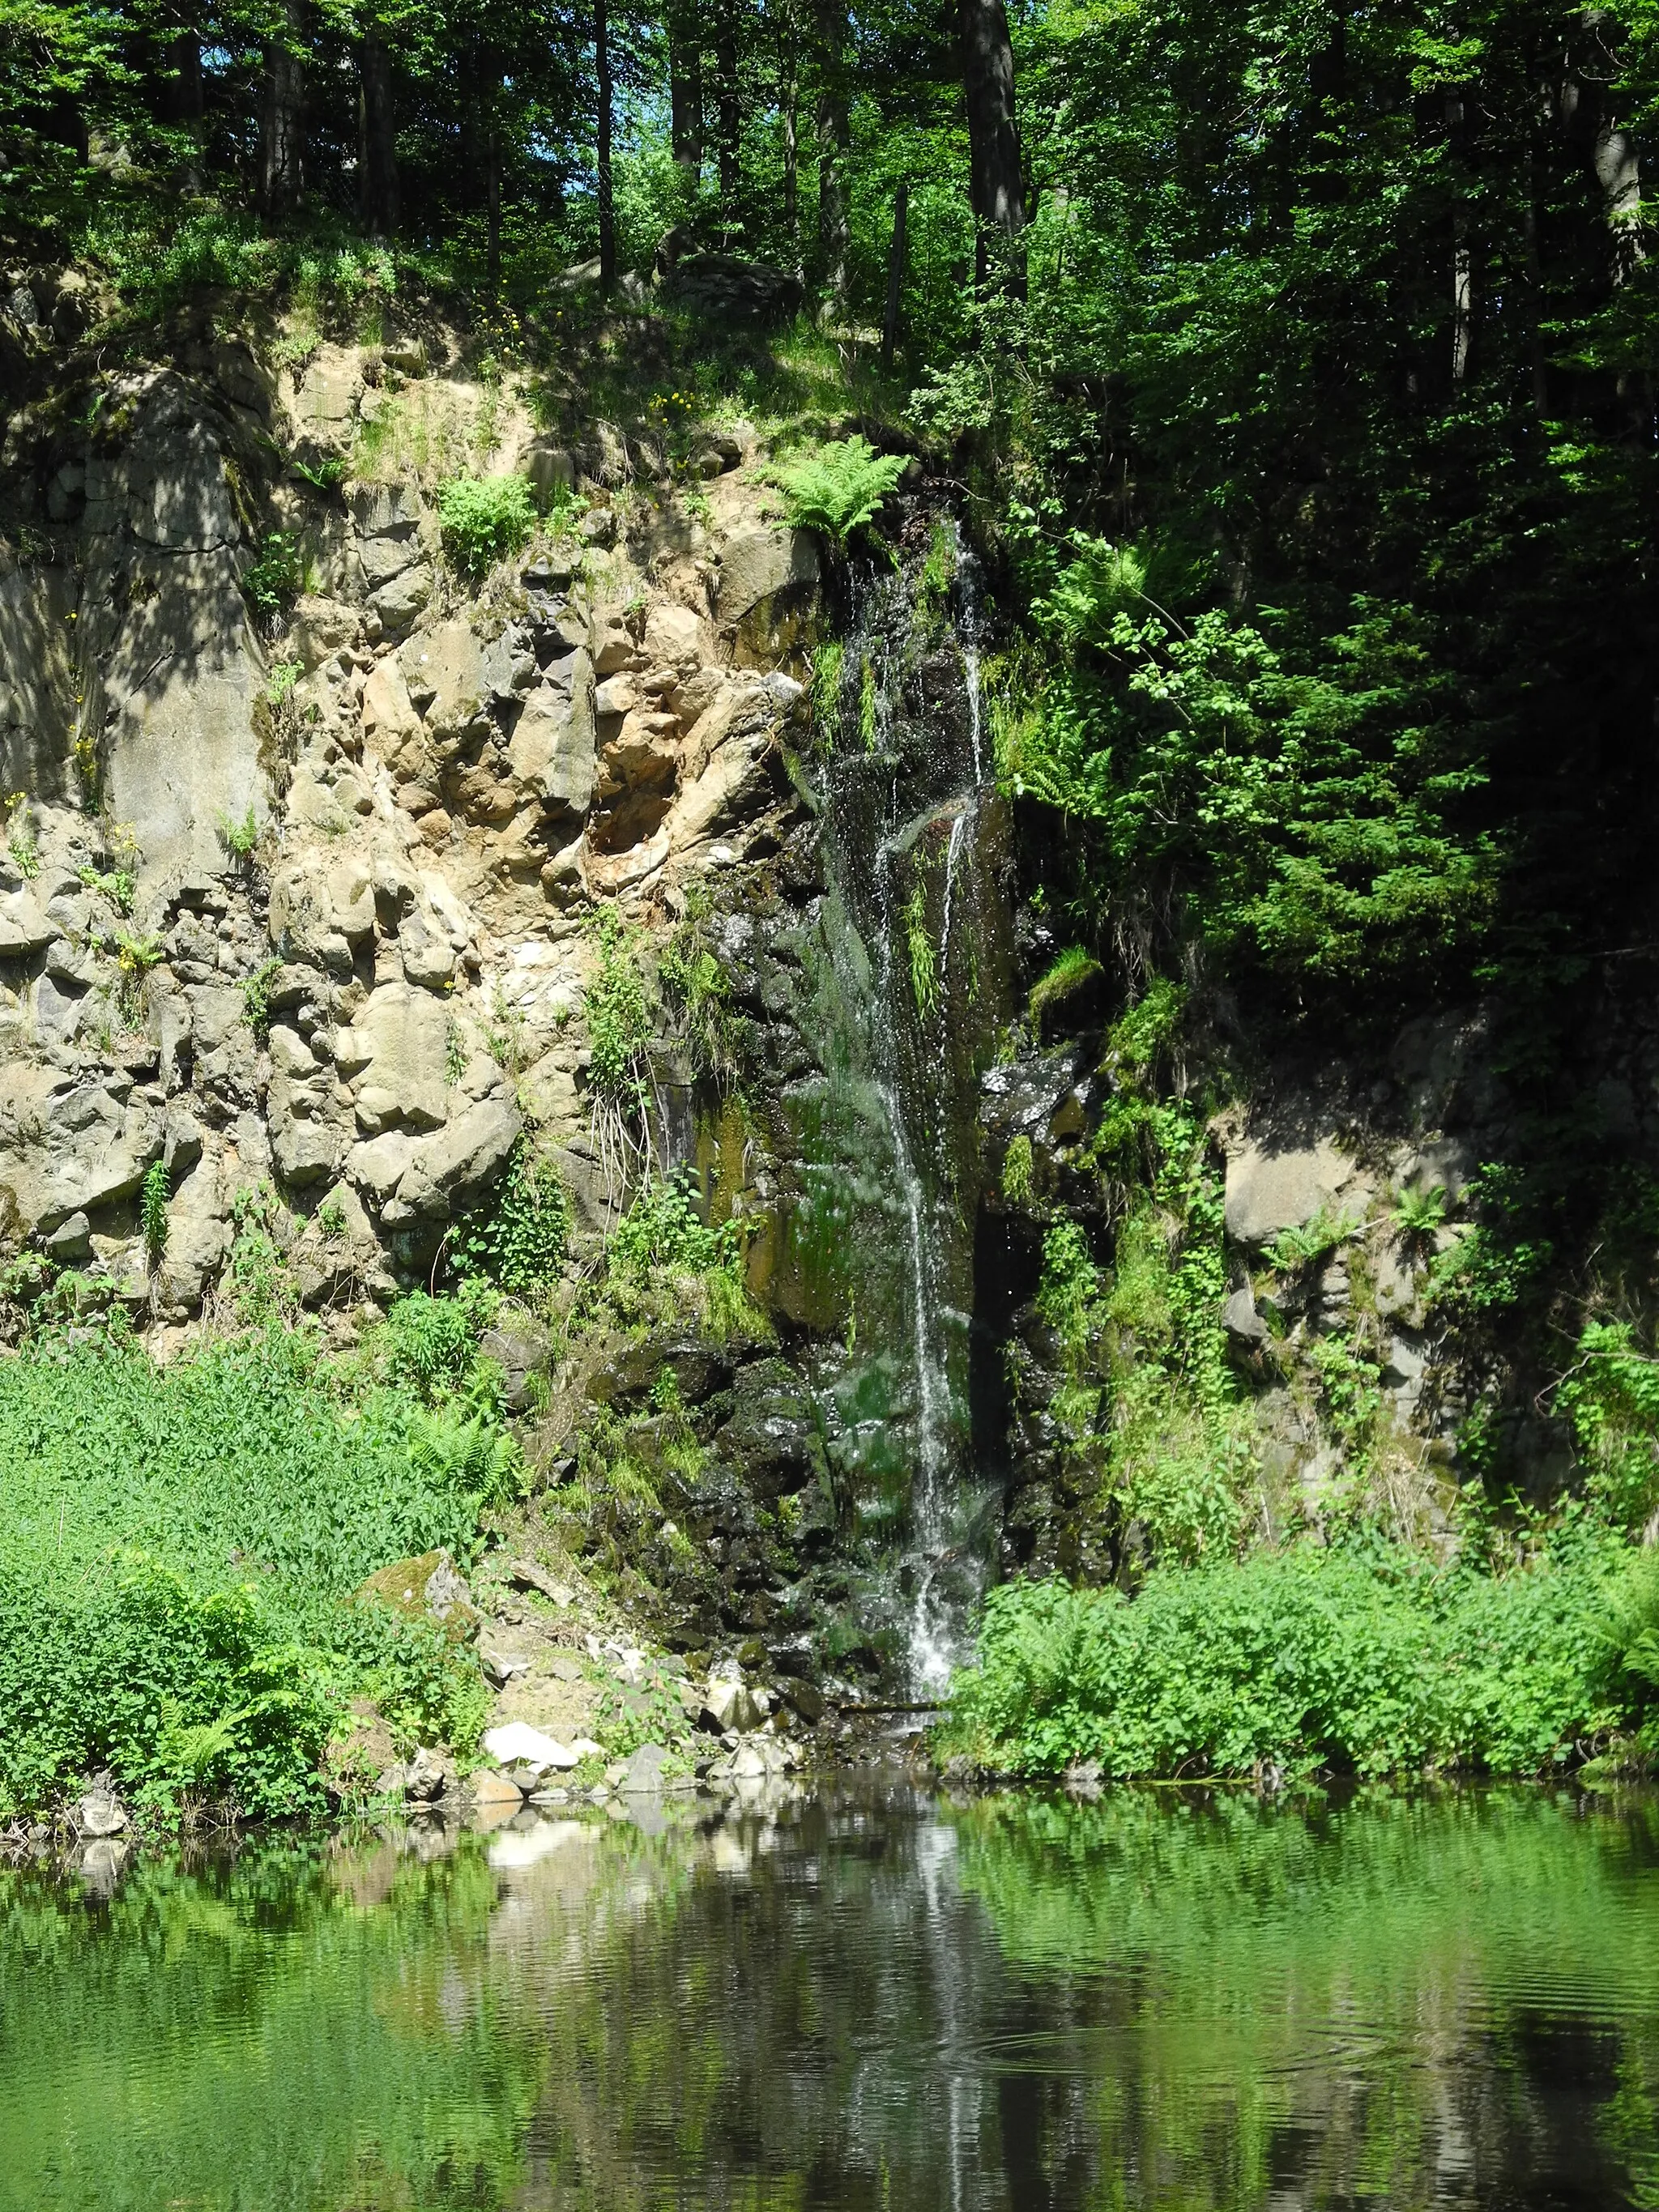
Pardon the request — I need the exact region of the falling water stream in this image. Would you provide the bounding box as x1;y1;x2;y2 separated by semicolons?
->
810;512;1001;1693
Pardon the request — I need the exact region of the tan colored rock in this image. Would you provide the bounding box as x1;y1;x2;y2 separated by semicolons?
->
642;601;710;672
269;855;376;970
400;619;488;739
388;1095;521;1221
1223;1134;1371;1247
337;982;450;1128
288;595;359;673
360;654;423;764
347;1130;417;1196
506;654;597;817
715;527;819;622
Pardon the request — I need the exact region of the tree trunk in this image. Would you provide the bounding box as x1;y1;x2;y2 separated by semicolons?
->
669;8;702;187
881;179;908;369
780;4;800;275
258;15;305;218
1594;120;1645;283
959;0;1026;292
358;27;398;238
714;0;741;232
596;0;616;292
1447;91;1472;386
1523;140;1549;416
814;0;850;313
486;121;501;292
163;31;203;129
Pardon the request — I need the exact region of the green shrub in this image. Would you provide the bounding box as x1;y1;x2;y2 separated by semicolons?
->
1001;1133;1034;1206
940;1541;1629;1779
449;1140;569;1298
902;877;937;1016
436;474;535;581
140;1160;169;1261
241;534;305;619
609;1170;738;1281
0;1321;512;1816
777;436;906;549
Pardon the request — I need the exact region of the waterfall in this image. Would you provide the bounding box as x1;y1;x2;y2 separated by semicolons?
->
795;501;1010;1697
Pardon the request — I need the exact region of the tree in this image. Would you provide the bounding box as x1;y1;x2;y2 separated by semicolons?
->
959;0;1023;290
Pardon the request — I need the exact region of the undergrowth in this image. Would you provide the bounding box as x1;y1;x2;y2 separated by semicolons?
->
939;1533;1637;1780
0;1295;521;1821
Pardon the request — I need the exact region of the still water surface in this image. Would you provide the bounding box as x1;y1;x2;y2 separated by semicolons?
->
6;1779;1659;2210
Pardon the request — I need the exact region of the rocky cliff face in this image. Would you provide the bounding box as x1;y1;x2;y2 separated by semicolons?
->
0;327;823;1342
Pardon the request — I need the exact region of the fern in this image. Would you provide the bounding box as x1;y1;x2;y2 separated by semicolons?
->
777;436;906;548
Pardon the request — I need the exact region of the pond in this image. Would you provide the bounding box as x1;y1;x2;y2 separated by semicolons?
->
6;1779;1659;2209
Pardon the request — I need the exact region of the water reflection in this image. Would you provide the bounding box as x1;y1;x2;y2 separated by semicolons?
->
3;1782;1659;2209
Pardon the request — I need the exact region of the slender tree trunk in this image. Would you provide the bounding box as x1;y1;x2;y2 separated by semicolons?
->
881;180;908;369
258;12;305;218
486;124;501;292
960;0;1026;293
669;9;702;189
358;27;398;237
780;4;800;275
714;0;741;234
814;0;850;313
596;0;616;292
1447;90;1473;385
163;29;204;188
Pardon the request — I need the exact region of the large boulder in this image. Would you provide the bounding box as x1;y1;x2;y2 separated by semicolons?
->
334;982;451;1130
715;529;820;624
386;1096;521;1222
507;650;596;814
1223;1133;1370;1247
268;855;376;972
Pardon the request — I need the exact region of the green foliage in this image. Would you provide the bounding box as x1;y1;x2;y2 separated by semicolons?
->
941;1541;1630;1779
777;437;906;549
582;907;657;1157
436;474;535;581
0;1320;513;1816
448;1139;569;1299
265;660;304;705
1035;1221;1100;1359
1001;1133;1034;1207
811;639;845;750
1263;1204;1361;1276
902;877;937;1017
4;792;38;880
1392;1183;1449;1247
217;804;259;861
78;863;135;914
609;1171;739;1282
241;957;284;1042
140;1160;169;1262
241;534;305;620
659;892;744;1089
1557;1321;1659;1532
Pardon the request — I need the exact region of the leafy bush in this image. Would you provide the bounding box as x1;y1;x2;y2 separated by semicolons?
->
436;474;535;581
940;1541;1629;1779
140;1160;169;1261
0;1320;512;1817
241;533;305;619
449;1140;569;1298
1556;1319;1659;1531
1001;1133;1034;1206
777;436;906;548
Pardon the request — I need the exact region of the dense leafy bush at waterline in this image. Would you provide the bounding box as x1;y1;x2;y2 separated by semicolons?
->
938;1545;1648;1782
0;1314;517;1819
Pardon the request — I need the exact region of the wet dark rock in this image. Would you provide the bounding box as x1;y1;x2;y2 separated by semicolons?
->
714;1358;826;1500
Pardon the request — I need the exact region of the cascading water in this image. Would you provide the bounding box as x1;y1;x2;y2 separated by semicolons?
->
788;507;1012;1695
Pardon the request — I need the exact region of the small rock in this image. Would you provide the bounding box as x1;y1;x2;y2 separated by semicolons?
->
469;1767;527;1811
1222;1285;1267;1345
403;1745;453;1802
77;1786;127;1838
482;1721;579;1772
616;1741;675;1795
477;1637;534;1688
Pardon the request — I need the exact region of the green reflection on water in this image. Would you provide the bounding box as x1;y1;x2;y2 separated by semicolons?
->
949;1787;1659;2210
6;1790;1659;2212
